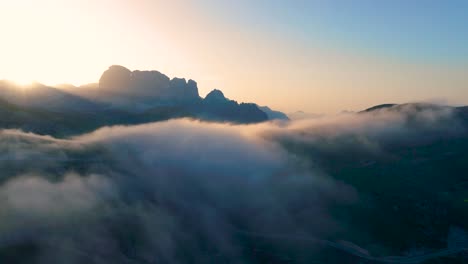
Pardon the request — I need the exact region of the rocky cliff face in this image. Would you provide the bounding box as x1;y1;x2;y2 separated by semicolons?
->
98;65;200;108
95;66;269;122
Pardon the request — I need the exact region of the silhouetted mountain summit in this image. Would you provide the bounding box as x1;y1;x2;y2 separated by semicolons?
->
199;89;268;123
204;89;227;103
94;66;272;123
55;65;273;123
95;65;201;108
0;65;281;134
361;104;397;113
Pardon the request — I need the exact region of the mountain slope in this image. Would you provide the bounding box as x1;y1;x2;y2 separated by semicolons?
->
0;80;103;112
258;106;289;120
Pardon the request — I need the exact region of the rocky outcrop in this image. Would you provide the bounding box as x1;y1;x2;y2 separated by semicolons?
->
51;65;271;124
97;65;200;108
200;89;268;123
204;89;227;103
168;78;199;102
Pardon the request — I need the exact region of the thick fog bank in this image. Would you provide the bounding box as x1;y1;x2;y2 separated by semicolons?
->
0;105;467;263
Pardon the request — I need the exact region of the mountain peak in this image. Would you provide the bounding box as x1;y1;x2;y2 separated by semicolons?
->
99;65;132;91
205;89;226;102
361;104;397;113
96;65;200;108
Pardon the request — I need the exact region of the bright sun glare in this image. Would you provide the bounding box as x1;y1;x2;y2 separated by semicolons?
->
12;79;35;87
4;79;37;92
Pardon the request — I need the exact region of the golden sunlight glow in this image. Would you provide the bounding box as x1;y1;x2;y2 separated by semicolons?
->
0;0;467;113
12;79;35;87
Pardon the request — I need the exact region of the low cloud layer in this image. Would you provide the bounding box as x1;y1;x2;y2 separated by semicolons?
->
0;104;466;263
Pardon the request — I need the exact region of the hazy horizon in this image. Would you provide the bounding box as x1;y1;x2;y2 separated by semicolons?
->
1;1;467;114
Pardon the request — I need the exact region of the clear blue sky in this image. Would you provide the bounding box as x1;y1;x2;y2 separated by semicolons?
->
198;0;468;64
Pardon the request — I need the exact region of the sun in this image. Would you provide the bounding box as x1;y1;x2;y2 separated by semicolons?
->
14;79;34;86
13;78;35;87
0;79;38;93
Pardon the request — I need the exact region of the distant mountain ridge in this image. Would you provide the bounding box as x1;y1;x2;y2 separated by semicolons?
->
0;65;290;135
2;64;467;138
63;65;280;124
6;65;468;139
199;89;268;123
361;103;468;125
361;103;461;113
361;104;397;113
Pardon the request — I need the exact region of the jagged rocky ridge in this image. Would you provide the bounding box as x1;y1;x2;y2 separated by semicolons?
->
0;65;289;136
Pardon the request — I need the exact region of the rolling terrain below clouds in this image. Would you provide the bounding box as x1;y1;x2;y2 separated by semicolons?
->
0;67;467;263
